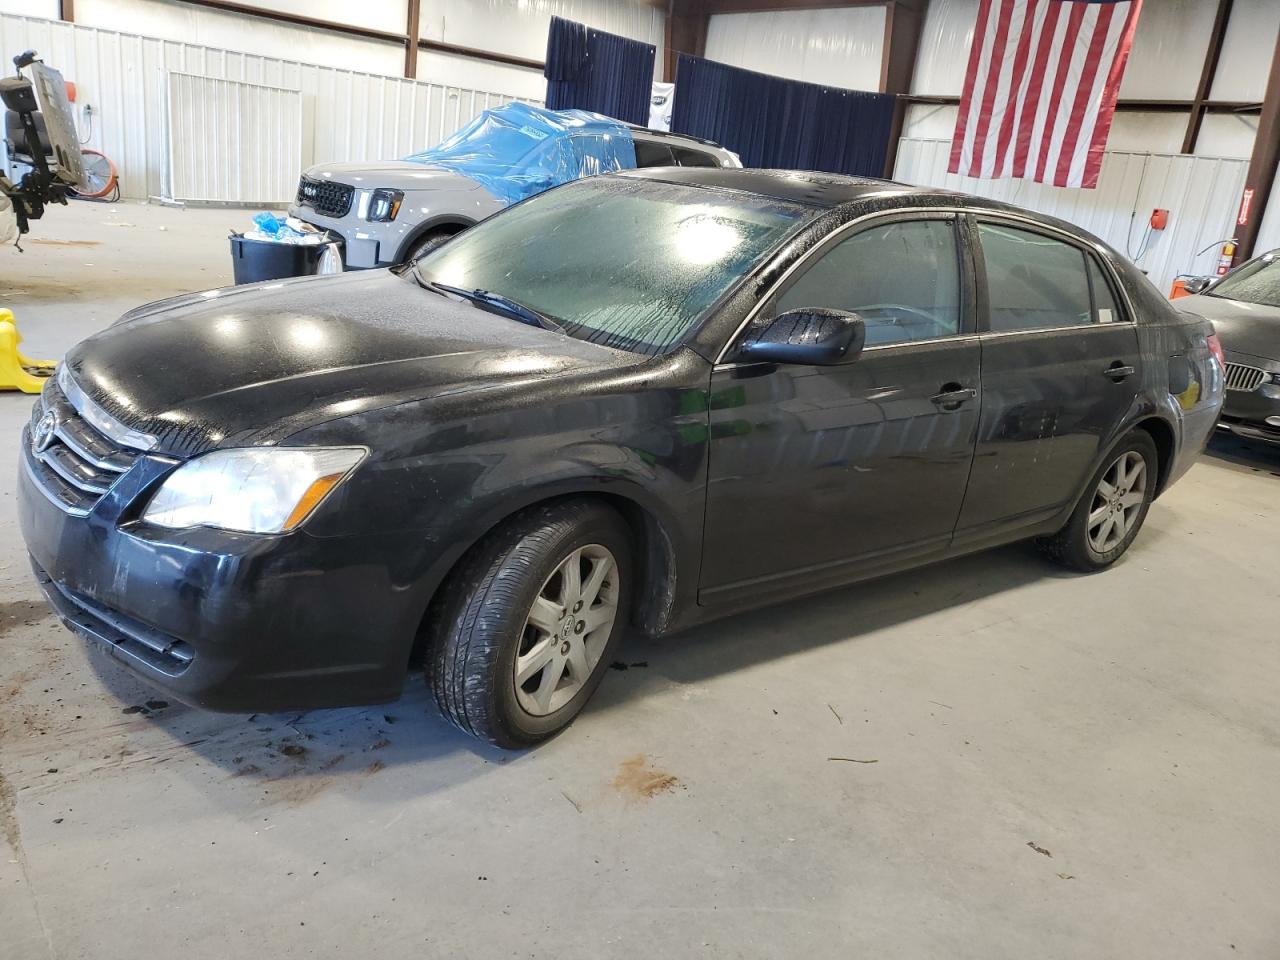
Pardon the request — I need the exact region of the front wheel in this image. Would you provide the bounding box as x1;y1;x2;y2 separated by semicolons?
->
1038;429;1157;572
427;500;632;748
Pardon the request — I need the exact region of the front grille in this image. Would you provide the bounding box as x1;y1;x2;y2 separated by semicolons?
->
23;379;143;516
295;176;354;217
1223;361;1266;393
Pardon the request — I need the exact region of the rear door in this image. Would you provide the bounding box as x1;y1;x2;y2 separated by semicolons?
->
699;213;982;603
955;216;1141;539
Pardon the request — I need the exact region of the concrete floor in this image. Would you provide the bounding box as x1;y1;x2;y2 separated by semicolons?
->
2;200;1280;959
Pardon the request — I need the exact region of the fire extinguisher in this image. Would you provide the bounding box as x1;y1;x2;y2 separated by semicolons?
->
1216;239;1237;276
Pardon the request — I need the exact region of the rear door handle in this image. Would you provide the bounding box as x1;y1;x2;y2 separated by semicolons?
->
930;385;977;410
1104;362;1136;382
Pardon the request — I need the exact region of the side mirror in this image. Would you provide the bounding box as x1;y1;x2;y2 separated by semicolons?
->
737;308;865;366
1182;276;1213;295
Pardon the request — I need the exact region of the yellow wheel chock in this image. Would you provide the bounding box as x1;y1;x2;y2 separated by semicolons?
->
0;307;56;394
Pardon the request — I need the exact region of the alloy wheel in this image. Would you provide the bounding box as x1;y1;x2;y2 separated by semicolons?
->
1087;450;1147;555
514;544;619;716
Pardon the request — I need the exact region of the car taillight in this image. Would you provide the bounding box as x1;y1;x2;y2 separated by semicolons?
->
1206;333;1225;369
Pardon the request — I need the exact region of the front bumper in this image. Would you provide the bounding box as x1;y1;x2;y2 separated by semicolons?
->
18;428;419;712
1219;351;1280;443
288;203;391;268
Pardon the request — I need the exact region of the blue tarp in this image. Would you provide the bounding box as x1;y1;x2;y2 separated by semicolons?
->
403;101;637;205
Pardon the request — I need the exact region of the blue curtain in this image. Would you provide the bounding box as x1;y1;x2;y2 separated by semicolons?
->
671;55;897;177
544;16;655;127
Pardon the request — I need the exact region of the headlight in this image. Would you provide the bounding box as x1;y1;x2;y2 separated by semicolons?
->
367;188;403;222
142;447;366;534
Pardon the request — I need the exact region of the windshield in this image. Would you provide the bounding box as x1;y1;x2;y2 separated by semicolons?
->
411;177;812;355
1209;253;1280;309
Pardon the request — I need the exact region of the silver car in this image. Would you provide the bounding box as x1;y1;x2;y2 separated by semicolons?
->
290;124;740;269
1176;249;1280;443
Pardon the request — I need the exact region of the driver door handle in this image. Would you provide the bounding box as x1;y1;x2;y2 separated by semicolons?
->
930;384;977;410
1104;362;1136;382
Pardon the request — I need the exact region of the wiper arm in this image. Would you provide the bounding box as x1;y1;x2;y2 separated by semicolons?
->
416;278;565;333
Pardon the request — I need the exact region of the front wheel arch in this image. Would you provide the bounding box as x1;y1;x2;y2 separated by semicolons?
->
410;490;681;668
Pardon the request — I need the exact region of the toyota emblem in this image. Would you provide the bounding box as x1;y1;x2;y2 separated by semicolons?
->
31;409;59;453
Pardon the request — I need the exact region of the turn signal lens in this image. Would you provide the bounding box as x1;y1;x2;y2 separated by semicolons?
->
283;473;347;529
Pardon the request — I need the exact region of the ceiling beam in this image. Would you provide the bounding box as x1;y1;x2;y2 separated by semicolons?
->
683;0;889;12
1233;29;1280;261
1182;0;1234;154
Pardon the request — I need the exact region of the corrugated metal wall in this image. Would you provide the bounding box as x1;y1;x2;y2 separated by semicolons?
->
166;73;302;203
0;12;537;202
895;138;1249;293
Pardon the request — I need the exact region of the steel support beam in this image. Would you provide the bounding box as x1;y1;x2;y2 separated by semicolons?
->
1233;28;1280;262
1182;0;1233;154
880;0;925;178
404;0;422;79
58;0;74;21
664;0;709;83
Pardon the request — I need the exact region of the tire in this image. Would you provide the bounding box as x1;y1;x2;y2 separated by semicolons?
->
401;229;456;264
1038;428;1158;572
426;500;633;748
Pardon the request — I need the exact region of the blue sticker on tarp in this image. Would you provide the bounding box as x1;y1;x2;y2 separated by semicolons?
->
403;101;637;206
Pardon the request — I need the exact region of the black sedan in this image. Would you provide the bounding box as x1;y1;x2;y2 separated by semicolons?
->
1176;249;1280;443
19;169;1224;747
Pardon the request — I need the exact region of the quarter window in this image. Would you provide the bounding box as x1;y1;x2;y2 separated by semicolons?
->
1087;256;1122;323
775;219;963;345
979;223;1094;332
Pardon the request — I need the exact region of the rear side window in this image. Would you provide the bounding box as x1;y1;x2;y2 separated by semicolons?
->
979;223;1093;332
634;141;675;168
776;219;962;345
673;146;720;168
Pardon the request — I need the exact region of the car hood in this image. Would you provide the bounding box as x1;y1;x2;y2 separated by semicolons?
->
301;161;482;193
65;270;634;457
1178;293;1280;362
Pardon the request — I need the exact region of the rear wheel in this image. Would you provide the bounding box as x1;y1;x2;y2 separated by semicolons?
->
427;500;632;748
1039;429;1157;572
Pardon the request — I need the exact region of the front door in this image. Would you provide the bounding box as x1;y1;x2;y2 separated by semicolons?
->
955;218;1142;538
700;215;982;605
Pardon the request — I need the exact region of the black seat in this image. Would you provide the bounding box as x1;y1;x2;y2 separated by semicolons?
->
5;109;51;163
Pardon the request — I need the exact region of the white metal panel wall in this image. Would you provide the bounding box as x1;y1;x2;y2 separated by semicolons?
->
895;138;1249;293
1212;0;1280;102
704;7;885;90
166;73;302;203
0;13;535;202
76;0;406;77
420;0;665;70
911;0;977;95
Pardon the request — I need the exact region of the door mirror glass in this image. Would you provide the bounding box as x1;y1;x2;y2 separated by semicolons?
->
737;308;866;366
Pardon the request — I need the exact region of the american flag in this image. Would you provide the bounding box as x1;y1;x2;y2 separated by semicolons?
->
948;0;1144;190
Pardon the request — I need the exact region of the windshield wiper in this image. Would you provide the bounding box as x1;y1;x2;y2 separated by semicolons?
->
415;277;565;333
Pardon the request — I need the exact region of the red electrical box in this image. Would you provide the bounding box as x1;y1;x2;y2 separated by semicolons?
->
1150;208;1169;231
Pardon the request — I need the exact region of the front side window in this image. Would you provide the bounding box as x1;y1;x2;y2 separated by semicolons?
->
413;177;811;355
1209;253;1280;308
979;223;1093;332
775;219;963;345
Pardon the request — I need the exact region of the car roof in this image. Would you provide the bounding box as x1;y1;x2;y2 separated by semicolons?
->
626;126;727;150
616;167;930;207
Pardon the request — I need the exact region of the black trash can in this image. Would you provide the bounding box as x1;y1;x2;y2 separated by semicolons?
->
229;235;328;284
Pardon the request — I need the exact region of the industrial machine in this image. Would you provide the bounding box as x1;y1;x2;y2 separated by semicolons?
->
1;49;87;238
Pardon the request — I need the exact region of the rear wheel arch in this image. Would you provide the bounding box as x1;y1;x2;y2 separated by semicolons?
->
1133;416;1176;497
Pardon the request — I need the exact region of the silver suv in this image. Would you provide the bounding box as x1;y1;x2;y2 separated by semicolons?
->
289;120;740;269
